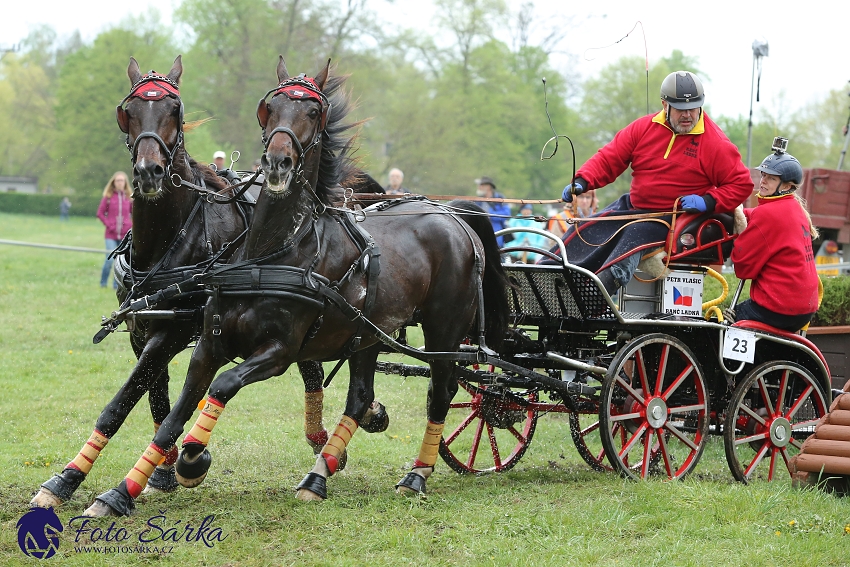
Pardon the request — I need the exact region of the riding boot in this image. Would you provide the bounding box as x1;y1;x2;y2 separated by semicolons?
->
595;268;620;296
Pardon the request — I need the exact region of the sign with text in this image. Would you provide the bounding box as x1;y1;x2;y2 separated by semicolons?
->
662;271;704;317
723;327;758;363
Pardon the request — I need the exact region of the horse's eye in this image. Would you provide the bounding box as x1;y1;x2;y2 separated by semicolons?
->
308;108;319;119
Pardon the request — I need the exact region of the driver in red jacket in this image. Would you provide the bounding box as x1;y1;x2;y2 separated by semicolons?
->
729;143;820;331
557;71;753;293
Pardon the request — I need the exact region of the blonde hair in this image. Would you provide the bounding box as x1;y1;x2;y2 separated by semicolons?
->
103;171;132;198
793;192;819;240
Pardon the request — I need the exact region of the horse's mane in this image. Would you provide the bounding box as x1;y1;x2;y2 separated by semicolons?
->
316;73;366;205
186;156;230;193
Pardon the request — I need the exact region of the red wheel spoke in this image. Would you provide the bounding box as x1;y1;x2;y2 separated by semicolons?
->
660;363;695;400
734;431;769;447
779;447;793;476
658;433;673;477
619;422;649;460
667;403;705;415
785;385;814;420
506;423;528;444
465;419;485;469
581;421;600;437
767;447;777;481
654;344;670;396
641;430;653;478
743;441;770;478
615;374;646;407
609;411;643;422
486;422;502;469
663;422;699;451
757;377;776;416
776;369;789;412
444;409;479;445
740;403;768;426
634;348;651;396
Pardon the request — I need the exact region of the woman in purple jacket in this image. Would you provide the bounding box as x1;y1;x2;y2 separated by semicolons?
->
97;172;133;288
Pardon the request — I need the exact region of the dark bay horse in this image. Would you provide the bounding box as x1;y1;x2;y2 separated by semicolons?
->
31;56;333;513
85;57;509;515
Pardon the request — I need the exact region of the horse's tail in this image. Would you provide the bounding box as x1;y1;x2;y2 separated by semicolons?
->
447;200;511;350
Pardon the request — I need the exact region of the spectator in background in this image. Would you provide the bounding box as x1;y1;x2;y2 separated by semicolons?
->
385;168;407;195
59;197;72;221
506;203;546;263
213;150;226;171
474;176;511;247
546;193;599;239
252;159;262;172
97;171;133;289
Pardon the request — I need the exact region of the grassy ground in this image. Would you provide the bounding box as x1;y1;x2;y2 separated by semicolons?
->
1;212;848;566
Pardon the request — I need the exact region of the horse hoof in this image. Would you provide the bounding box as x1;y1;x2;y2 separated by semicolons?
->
395;471;426;496
175;447;211;488
30;488;62;509
295;472;327;500
361;402;390;433
83;500;120;517
143;465;179;494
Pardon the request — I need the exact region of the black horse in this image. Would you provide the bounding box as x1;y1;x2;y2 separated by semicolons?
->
85;57;509;515
31;56;336;512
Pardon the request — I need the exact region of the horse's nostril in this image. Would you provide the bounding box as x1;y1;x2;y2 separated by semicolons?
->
152;165;165;179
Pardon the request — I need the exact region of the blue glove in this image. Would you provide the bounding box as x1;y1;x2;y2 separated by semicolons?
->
680;194;707;213
562;178;587;203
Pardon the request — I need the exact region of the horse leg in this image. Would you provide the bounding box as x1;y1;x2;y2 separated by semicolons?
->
31;328;190;509
83;334;226;517
143;369;180;494
296;344;382;501
395;358;459;496
174;339;293;490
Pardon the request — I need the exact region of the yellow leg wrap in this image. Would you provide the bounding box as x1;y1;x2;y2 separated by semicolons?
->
304;390;325;436
184;397;225;447
69;430;109;475
321;416;358;474
416;421;445;468
125;443;166;498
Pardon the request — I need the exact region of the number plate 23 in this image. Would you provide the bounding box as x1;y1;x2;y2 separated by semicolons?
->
723;328;757;363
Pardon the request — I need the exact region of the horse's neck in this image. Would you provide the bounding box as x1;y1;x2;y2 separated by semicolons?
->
245;188;317;259
130;155;199;270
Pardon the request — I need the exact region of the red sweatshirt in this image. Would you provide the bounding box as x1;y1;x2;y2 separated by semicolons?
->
731;195;819;316
577;110;753;213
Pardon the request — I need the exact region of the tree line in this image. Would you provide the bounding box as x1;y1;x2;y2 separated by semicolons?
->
1;0;847;207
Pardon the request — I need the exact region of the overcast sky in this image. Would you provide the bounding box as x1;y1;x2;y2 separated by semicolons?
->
2;0;848;121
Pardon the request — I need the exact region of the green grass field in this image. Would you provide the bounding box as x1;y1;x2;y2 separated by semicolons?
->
1;212;848;566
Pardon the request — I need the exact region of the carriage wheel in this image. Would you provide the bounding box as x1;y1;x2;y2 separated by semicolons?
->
599;333;709;480
438;379;538;474
569;411;611;471
723;361;827;483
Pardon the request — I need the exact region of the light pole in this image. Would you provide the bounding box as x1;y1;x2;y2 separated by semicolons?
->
746;39;769;168
838;82;850;171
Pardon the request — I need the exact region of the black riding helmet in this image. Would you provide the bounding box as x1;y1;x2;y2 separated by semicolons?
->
660;71;705;110
757;152;803;187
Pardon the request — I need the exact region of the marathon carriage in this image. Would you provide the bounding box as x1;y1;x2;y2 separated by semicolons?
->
378;209;833;483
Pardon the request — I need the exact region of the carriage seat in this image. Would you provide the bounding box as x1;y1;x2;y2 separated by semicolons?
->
732;319;828;371
664;212;736;265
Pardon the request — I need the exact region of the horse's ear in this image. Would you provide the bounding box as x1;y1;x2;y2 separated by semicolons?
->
314;58;331;91
276;55;289;84
128;57;142;86
167;55;183;85
116;106;129;134
256;99;270;129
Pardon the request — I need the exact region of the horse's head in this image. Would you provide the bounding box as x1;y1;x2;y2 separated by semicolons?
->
256;56;331;198
116;55;184;199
